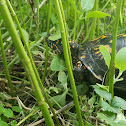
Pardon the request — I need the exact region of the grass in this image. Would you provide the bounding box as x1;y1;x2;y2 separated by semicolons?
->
0;0;126;125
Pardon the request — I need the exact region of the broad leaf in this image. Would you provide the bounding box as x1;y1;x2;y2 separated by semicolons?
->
3;108;14;118
115;113;126;123
112;96;126;110
81;0;95;11
86;11;111;18
50;54;66;71
98;113;126;126
92;85;112;102
0;121;8;126
115;47;126;72
118;120;126;125
101;100;120;113
99;45;111;67
97;113;118;126
52;91;67;107
58;71;67;90
48;31;61;41
12;106;22;113
58;71;67;84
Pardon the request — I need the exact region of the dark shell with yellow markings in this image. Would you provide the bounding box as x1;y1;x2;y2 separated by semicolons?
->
79;34;126;81
46;34;126;82
46;34;126;97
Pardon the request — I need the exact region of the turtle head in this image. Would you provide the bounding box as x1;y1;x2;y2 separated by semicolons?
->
46;35;80;56
46;34;63;53
46;35;81;65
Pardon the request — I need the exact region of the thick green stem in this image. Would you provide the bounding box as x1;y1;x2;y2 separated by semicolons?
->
6;0;59;125
44;1;61;124
107;0;123;98
58;0;73;68
0;1;54;125
54;0;83;125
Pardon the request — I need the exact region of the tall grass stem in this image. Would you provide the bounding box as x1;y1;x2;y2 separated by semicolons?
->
107;0;123;98
0;1;54;125
54;0;83;125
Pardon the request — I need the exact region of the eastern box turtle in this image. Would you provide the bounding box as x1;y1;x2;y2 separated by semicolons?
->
46;34;126;97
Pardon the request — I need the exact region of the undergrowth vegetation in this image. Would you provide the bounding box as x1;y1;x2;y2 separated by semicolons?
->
0;0;126;125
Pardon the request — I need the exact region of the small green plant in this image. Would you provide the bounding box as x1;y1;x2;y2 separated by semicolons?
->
93;84;126;126
99;46;126;85
0;103;22;126
94;44;126;125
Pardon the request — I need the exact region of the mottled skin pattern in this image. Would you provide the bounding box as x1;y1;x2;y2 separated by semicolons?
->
46;34;126;97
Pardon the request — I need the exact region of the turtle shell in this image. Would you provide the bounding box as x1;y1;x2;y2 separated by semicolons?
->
78;34;126;81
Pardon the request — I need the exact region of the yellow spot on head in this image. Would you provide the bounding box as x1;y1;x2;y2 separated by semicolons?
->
72;45;75;48
80;55;86;59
